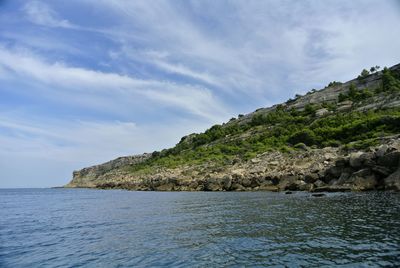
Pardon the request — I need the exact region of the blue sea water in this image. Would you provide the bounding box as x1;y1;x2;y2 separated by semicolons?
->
0;189;399;267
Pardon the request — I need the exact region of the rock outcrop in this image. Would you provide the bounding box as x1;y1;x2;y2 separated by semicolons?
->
66;154;150;188
66;136;400;192
65;63;400;192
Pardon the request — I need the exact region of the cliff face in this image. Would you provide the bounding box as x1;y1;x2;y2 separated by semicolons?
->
66;64;400;192
67;154;150;187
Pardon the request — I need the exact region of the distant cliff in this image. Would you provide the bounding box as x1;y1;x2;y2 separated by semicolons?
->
66;64;400;192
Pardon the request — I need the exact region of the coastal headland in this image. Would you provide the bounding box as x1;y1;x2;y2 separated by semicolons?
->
66;64;400;192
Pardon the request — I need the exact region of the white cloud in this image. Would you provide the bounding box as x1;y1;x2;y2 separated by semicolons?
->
23;1;74;28
0;46;230;122
89;0;400;98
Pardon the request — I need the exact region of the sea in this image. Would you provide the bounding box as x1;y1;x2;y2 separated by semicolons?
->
0;189;399;267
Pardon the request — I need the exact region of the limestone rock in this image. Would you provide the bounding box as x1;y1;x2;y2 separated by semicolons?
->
349;152;364;168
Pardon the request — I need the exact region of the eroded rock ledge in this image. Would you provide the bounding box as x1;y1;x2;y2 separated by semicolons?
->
66;137;400;192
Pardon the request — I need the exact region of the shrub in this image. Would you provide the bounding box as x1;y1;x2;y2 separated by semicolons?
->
327;81;342;87
288;129;317;146
304;104;317;116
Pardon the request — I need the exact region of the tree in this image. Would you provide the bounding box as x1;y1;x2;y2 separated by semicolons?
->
360;69;370;78
382;67;400;92
370;66;380;73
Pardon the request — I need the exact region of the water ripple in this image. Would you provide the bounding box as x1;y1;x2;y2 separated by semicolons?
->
0;189;399;267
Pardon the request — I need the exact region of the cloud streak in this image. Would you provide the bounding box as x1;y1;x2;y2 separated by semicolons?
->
0;46;230;122
23;1;74;28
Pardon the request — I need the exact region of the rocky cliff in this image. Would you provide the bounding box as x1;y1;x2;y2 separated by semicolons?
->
66;64;400;192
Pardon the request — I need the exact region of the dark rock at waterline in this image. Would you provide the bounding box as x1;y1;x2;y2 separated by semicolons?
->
311;193;326;197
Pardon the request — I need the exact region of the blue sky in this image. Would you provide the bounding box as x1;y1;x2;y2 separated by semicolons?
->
1;0;400;188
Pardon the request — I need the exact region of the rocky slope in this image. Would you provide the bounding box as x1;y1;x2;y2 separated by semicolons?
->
66;64;400;192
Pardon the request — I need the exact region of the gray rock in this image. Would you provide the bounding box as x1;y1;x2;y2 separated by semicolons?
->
384;168;400;191
155;183;175;191
372;165;392;177
351;168;372;178
314;180;326;188
377;151;400;168
316;108;329;117
375;145;389;158
335;157;348;167
305;173;319;183
278;176;299;190
349;152;375;168
221;175;232;190
352;175;378;191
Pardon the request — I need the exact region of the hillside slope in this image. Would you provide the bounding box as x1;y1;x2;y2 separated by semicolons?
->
66;64;400;191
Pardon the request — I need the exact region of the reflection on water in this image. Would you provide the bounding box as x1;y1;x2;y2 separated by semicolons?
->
1;189;399;267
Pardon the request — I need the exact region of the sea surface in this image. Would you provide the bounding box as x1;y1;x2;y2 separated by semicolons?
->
0;189;399;267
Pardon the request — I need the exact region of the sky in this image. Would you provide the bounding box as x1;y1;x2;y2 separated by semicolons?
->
0;0;400;188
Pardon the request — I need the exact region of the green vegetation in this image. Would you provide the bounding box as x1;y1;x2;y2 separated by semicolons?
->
338;84;374;102
379;67;400;93
326;81;342;88
370;65;380;73
128;108;400;173
358;69;370;79
125;65;400;174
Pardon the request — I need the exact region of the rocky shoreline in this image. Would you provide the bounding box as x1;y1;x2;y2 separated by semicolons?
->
66;136;400;192
66;64;400;192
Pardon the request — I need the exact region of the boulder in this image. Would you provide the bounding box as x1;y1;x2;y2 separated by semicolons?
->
375;145;388;158
232;183;245;191
336;172;351;185
377;151;400;169
351;168;372;178
155;183;175;191
204;178;223;191
384;168;400;191
221;175;232;190
325;166;343;178
349;152;364;168
304;173;319;183
371;165;392;177
278;176;301;191
349;152;374;168
316;108;329;117
241;178;252;187
335;157;348;167
352;175;378;191
314;180;326;188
